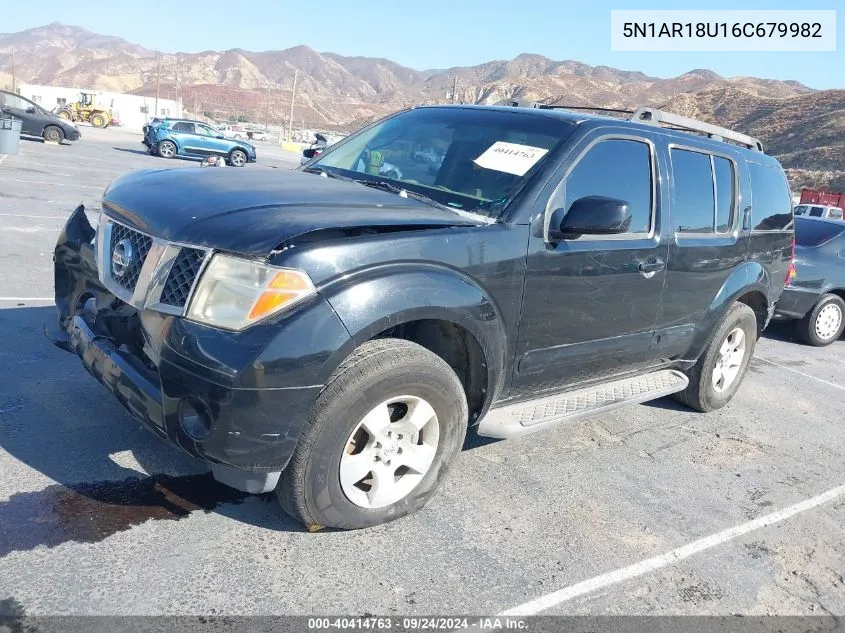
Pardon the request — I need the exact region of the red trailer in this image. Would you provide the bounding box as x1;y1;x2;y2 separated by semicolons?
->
799;188;845;208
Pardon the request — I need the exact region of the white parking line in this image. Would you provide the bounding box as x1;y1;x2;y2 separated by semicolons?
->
487;483;845;618
0;177;104;190
0;154;7;166
0;297;54;302
755;356;845;391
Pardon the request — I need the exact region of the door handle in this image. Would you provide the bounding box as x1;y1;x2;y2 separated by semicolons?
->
742;206;753;230
638;258;665;277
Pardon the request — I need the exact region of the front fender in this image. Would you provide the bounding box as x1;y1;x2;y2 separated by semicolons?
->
319;264;508;403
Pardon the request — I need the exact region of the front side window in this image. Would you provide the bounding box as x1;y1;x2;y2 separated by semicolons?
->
0;92;30;110
809;206;825;217
196;124;216;136
549;138;653;234
794;205;808;216
309;107;577;216
830;208;844;220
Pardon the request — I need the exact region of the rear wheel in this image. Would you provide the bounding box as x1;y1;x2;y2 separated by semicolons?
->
797;293;845;347
277;339;468;530
673;302;758;412
228;149;247;167
42;126;64;143
157;140;177;159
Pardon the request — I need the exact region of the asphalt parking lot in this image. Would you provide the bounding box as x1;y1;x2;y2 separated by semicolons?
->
1;126;844;618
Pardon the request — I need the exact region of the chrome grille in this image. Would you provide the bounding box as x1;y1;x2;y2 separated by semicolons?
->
110;222;152;292
98;216;211;317
160;247;206;307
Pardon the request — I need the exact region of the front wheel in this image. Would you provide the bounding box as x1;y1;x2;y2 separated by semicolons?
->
797;293;845;347
673;302;758;412
228;149;247;167
90;113;107;128
42;126;64;143
277;339;468;530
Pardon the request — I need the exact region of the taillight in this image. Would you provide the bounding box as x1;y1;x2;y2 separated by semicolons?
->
785;236;797;285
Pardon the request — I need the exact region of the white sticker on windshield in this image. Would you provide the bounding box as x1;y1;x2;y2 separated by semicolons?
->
473;141;549;176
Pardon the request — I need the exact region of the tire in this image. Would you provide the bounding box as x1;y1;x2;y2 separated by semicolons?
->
797;293;845;347
234;134;243;140
277;338;468;530
157;140;177;159
228;149;247;167
673;302;758;412
90;114;106;128
58;110;71;120
42;126;64;143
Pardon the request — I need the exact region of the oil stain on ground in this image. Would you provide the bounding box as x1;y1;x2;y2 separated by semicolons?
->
0;473;255;558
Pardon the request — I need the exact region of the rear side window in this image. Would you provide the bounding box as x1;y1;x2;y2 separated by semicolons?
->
809;206;825;217
795;219;845;247
831;208;844;220
669;148;736;234
560;138;653;234
748;162;793;230
794;205;808;215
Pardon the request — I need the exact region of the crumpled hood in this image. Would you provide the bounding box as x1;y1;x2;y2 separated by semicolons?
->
101;167;485;255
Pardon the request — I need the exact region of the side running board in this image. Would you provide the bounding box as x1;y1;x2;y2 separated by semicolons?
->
478;370;689;439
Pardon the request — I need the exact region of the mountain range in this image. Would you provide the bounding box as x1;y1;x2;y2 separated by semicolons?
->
1;22;843;192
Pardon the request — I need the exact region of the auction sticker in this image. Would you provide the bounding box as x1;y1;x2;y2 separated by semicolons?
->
474;141;549;176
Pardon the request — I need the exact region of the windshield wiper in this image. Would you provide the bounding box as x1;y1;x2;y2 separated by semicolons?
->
358;180;451;210
302;166;357;182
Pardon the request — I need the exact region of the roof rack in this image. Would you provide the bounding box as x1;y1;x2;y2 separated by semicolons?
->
493;99;764;152
630;107;763;152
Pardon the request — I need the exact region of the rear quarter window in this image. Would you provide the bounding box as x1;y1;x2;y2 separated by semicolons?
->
748;162;793;231
795;220;845;247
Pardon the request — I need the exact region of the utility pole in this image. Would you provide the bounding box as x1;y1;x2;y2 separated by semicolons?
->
154;56;161;119
10;50;16;93
287;70;298;141
194;91;198;118
264;82;271;130
451;74;458;104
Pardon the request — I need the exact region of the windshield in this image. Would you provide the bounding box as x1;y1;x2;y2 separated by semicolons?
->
308;107;577;216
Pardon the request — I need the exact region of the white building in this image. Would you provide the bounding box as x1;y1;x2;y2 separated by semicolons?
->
19;83;182;130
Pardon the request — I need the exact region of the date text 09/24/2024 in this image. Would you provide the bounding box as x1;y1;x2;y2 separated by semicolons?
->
307;617;528;630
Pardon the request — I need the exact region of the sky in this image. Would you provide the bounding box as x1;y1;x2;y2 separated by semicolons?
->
3;0;843;89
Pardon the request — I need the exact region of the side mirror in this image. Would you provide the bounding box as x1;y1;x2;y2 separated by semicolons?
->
216;134;224;139
548;196;632;241
26;107;36;114
302;148;317;159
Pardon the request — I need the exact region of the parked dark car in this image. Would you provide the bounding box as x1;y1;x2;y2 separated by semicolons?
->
0;89;81;143
51;102;793;530
774;216;845;346
142;118;256;166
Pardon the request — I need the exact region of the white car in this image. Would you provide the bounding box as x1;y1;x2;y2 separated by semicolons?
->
794;204;844;220
247;130;269;142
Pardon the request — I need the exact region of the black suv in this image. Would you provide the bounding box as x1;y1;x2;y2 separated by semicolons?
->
51;102;794;530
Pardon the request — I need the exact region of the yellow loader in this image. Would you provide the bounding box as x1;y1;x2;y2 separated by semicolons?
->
55;92;113;128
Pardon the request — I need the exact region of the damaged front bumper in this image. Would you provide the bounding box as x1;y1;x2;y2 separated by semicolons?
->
50;205;347;493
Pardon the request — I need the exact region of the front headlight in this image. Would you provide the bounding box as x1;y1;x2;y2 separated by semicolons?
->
187;254;316;331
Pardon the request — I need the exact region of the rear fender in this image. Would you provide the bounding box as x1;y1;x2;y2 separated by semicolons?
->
686;261;771;360
319;265;508;406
